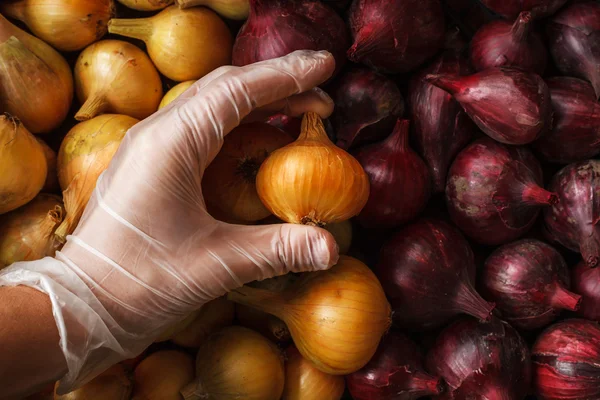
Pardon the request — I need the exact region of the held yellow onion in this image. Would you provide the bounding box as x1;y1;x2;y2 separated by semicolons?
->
257;112;370;227
37;139;59;193
55;114;139;242
0;15;73;134
177;0;250;20
54;364;132;399
117;0;173;12
74;40;163;121
159;81;195;109
132;351;195;400
0;0;115;52
228;256;392;375
108;6;233;82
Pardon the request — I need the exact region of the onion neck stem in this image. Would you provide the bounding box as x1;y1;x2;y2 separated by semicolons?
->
384;119;409;152
511;12;533;42
424;74;464;95
455;283;495;322
108;18;153;42
550;284;582;311
75;93;108;122
409;371;444;395
521;185;558;206
227;286;285;319
581;227;600;267
298;112;332;144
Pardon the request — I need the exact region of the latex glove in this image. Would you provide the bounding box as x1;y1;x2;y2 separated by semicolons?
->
0;50;339;393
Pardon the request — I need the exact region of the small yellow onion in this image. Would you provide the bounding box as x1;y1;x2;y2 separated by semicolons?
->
74;40;163;121
54;364;132;399
117;0;173;11
177;0;250;20
0;15;73;134
55;114;139;242
37;139;59;193
181;326;285;400
0;194;64;268
159;81;195;109
283;346;345;400
228;256;391;375
0;114;47;214
202;123;293;222
132;350;195;400
324;220;352;255
257;112;370;227
108;6;233;82
0;0;115;52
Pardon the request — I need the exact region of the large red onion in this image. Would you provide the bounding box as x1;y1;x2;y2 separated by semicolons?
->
532;319;600;400
354;120;431;229
543;160;600;267
328;67;404;150
426;67;552;145
572;261;600;321
346;332;444;400
427;318;532;400
446;138;557;246
478;0;569;19
232;0;349;77
347;0;446;74
482;239;581;330
376;219;495;331
547;1;600;99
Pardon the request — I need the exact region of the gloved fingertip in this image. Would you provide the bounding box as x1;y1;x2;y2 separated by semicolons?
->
316;50;334;59
314;230;340;270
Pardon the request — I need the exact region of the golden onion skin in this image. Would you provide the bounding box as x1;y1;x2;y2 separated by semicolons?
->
177;0;250;20
117;0;173;12
171;297;235;348
55;364;132;400
37;138;60;193
159;81;195;109
133;351;195;400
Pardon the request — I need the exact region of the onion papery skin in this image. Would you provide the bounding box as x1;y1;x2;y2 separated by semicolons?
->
202;123;292;222
159;81;195;110
177;0;250;20
0;15;73;134
256;112;369;227
74;40;163;121
108;6;233;82
547;1;600;99
55;364;132;399
533;77;600;163
377;219;494;331
328;67;404;150
426;67;552;145
572;261;600;321
266;114;301;139
479;0;568;19
446;138;556;246
532;319;600;400
347;332;444;400
232;0;349;77
427;318;532;400
55;114;139;243
0;0;115;52
228;256;391;375
409;50;475;193
37;139;59;193
170;297;235;348
482;239;581;330
543;160;600;267
133;350;195;400
354;119;431;229
116;0;173;11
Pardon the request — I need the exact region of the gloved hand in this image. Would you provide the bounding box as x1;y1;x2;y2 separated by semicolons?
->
0;50;339;393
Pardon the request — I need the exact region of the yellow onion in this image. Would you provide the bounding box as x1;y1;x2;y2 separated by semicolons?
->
54;364;132;399
325;220;352;255
0;15;73;134
132;350;195;400
159;81;195;109
283;346;345;400
117;0;173;11
0;114;47;214
74;40;163;121
228;256;391;375
202;123;293;222
0;194;64;268
181;326;285;400
55;114;139;242
37;139;59;193
257;112;370;227
108;6;233;82
0;0;115;52
177;0;250;20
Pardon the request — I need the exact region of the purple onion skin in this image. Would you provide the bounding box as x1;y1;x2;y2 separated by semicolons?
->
544;160;600;268
572;261;600;321
347;332;444;400
446;138;556;246
376;219;495;332
347;0;446;74
479;0;569;19
547;2;600;99
426;68;552;145
409;51;476;193
232;0;349;77
328;67;404;150
427;318;532;400
532;319;600;400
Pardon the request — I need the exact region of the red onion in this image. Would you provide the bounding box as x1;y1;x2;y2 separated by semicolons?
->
547;1;600;99
532;319;600;400
376;219;495;331
478;0;569;19
427;318;531;400
543;160;600;267
347;332;444;400
426;67;552;145
482;239;581;330
347;0;446;74
232;0;349;77
266;114;301;139
470;12;547;74
409;50;475;193
353;120;431;229
446;138;557;246
572;261;600;321
328;67;405;150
